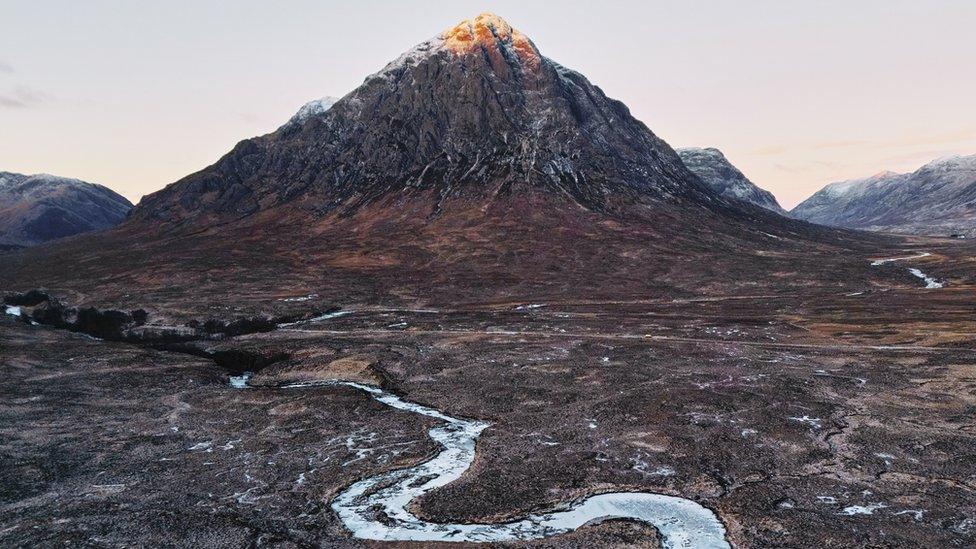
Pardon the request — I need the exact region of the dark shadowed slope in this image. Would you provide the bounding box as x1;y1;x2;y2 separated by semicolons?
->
0;172;131;249
677;147;787;215
792;154;976;236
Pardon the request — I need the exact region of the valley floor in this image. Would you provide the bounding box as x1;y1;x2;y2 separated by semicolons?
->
2;238;975;548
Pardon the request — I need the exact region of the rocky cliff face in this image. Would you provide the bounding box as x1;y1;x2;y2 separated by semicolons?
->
791;154;976;236
0;172;132;249
677;148;787;214
131;13;724;227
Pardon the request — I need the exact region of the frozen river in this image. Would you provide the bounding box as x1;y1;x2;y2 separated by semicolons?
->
283;380;730;547
870;253;943;289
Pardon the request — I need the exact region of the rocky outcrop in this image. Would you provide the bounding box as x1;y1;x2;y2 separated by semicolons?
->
2;289;320;343
3;290;294;374
677;147;787;215
791;154;976;236
0;172;132;248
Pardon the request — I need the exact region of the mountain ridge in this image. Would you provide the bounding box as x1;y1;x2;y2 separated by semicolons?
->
0;172;132;249
791;153;976;236
677;147;787;215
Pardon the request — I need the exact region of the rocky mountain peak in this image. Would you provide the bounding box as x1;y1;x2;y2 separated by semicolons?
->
441;13;541;70
132;13;720;226
677;147;787;215
918;154;976;178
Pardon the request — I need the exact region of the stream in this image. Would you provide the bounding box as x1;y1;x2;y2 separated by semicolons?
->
907;268;943;289
870;252;931;266
870;252;943;289
281;380;730;547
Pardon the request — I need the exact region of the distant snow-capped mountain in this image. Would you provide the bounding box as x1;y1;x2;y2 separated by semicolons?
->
677;147;787;214
791;154;976;236
0;172;132;249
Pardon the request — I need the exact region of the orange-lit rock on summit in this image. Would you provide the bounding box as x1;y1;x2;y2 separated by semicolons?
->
442;13;541;70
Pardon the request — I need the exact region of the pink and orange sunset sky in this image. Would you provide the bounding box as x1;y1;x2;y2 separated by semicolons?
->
2;0;974;208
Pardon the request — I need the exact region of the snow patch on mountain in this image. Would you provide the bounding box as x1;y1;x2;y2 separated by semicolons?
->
285;96;339;126
791;154;976;236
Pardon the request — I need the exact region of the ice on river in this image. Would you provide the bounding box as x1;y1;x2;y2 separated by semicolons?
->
229;372;252;389
279;310;351;327
285;380;729;547
907;268;943;289
869;252;943;288
870;252;931;266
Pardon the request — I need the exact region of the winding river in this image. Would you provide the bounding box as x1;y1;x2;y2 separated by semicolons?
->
281;380;730;547
870;252;943;289
869;252;932;266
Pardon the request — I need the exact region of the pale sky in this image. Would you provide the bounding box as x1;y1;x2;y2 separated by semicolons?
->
2;1;975;208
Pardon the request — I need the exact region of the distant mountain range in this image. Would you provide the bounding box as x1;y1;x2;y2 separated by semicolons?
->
0;172;132;249
677;148;787;214
792;154;976;236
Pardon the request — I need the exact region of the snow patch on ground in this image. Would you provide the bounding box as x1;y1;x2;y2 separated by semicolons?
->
281;294;317;302
839;502;887;515
279;310;351;327
329;428;416;467
788;415;822;428
892;509;925;521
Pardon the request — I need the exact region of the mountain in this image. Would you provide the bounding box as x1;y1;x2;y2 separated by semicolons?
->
0;172;132;249
791;154;976;236
0;13;870;319
131;12;732;226
677;147;787;214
